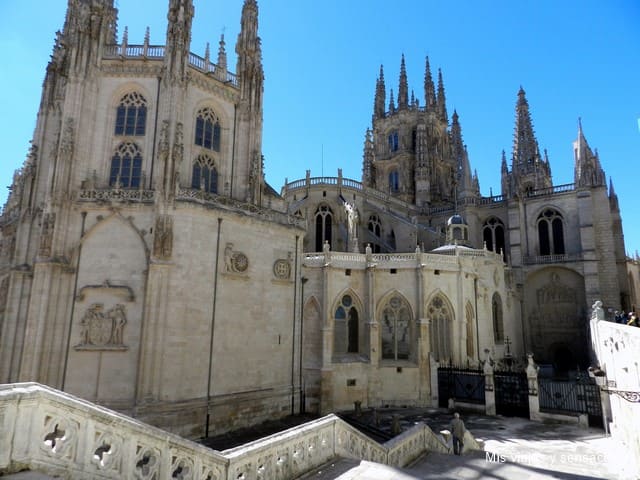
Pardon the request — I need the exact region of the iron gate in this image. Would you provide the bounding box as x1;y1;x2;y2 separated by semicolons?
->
494;370;529;417
538;376;602;428
437;365;485;408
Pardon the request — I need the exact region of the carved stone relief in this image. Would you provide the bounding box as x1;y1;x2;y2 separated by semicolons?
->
273;253;292;280
75;303;128;351
224;243;249;274
153;215;173;260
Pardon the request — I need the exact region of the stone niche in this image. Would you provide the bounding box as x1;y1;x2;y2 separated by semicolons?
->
524;268;587;369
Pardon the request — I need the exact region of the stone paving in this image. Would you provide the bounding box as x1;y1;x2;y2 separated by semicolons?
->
300;409;634;479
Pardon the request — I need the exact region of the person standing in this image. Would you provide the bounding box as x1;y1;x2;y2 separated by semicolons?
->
449;412;466;455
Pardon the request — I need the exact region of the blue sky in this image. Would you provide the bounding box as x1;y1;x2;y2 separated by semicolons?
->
1;0;639;254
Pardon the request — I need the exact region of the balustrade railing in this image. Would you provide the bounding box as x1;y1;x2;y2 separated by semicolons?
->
0;383;457;479
78;188;155;203
523;253;582;265
102;45;238;87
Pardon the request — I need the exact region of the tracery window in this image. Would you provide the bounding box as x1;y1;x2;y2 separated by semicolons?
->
428;294;452;361
368;214;382;253
191;154;218;193
381;295;411;361
315;205;333;252
195;108;221;152
334;294;359;354
109;142;142;188
115;92;147;136
483;217;505;257
537;209;565;256
492;292;504;343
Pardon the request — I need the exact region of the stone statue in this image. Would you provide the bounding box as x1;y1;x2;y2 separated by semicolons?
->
344;202;359;252
591;300;604;321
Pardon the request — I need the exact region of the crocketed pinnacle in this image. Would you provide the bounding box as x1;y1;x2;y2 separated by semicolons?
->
424;56;435;111
436;68;447;121
398;54;409;110
374;64;386;119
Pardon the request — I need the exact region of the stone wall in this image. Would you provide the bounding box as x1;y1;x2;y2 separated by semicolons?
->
590;317;640;478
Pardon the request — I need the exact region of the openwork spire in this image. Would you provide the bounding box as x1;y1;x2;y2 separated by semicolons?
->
398;54;409;110
511;87;540;169
389;88;395;113
507;87;552;195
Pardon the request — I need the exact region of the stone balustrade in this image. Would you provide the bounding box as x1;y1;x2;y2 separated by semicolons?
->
0;383;463;480
303;250;500;270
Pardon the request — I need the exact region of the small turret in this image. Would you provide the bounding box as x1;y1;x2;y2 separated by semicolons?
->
388;88;396;114
59;0;118;77
163;0;194;84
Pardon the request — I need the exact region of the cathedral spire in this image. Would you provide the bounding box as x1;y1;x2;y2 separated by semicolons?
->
424;56;436;111
573;118;605;187
164;0;194;84
389;88;396;113
398;54;409;110
436;68;448;121
374;65;386;120
512;87;539;167
509;87;552;194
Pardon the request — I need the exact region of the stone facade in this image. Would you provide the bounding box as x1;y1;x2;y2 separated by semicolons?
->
0;0;304;438
301;246;519;414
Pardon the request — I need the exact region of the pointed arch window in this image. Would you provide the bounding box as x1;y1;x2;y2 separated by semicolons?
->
115;92;147;136
368;214;382;253
492;292;504;343
192;154;218;193
428;295;452;361
465;302;475;359
195;108;221;152
388;131;399;152
109;142;142;188
389;170;400;193
381;295;411;361
315;205;333;252
483;217;505;258
537;209;565;256
334;294;359;355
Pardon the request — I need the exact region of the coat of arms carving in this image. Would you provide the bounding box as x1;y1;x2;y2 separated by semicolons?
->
75;303;128;350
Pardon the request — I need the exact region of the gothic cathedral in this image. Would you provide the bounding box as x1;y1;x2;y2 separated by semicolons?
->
0;0;633;437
